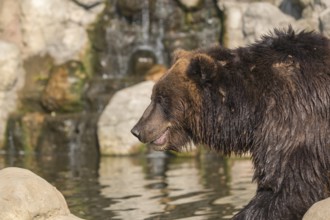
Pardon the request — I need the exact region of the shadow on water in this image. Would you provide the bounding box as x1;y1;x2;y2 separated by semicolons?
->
0;152;256;220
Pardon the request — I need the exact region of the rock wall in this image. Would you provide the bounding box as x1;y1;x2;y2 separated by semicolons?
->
0;0;105;149
0;0;104;63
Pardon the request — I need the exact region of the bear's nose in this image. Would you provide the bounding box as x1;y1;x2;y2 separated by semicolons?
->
131;126;141;140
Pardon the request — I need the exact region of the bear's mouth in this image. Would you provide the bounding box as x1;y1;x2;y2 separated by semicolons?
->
150;129;169;151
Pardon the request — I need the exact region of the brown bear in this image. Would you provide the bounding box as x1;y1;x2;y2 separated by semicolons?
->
131;27;330;220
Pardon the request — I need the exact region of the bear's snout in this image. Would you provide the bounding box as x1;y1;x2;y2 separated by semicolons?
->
131;126;141;140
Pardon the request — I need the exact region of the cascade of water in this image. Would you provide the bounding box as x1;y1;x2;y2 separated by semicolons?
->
154;0;165;64
141;0;150;44
103;0;221;77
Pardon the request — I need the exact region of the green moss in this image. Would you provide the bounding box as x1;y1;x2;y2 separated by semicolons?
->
4;114;38;153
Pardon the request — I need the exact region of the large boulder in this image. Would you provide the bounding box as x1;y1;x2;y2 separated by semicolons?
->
98;81;154;155
303;198;330;220
0;167;83;220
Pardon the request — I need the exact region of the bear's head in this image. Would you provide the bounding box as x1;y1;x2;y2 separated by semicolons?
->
131;49;220;151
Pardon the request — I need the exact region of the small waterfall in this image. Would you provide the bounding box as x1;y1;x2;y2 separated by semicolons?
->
104;0;169;77
141;0;150;44
103;0;221;77
154;0;165;64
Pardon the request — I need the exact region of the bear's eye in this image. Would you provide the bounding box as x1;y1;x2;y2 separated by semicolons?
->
156;96;172;117
155;96;168;106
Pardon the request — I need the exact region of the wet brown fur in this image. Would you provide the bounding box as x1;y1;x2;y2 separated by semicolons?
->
132;27;330;219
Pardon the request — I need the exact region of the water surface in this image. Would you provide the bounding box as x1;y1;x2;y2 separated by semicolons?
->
0;152;256;220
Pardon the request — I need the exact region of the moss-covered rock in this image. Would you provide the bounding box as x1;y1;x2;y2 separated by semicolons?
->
41;61;87;113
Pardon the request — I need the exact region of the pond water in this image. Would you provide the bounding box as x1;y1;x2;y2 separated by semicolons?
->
0;152;256;220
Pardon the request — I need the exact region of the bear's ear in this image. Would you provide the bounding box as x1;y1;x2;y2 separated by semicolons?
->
188;53;217;84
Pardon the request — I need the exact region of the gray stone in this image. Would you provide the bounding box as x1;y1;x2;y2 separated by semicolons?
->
243;2;295;44
303;198;330;220
0;167;83;220
218;1;248;48
98;81;154;155
293;16;319;31
320;8;330;38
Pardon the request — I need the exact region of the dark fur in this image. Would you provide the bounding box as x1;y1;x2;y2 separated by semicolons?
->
132;28;330;219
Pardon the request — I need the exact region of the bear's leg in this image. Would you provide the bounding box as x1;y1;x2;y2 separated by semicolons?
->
233;159;330;220
232;189;300;220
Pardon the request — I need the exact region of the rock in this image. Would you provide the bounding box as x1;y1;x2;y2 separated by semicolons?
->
293;16;319;31
300;0;329;18
218;0;325;47
0;0;22;48
243;2;295;44
0;167;83;220
0;41;22;91
41;61;87;113
46;24;88;65
303;198;330;220
0;41;25;147
20;0;105;63
98;81;154;155
320;8;330;38
85;78;135;113
218;1;249;48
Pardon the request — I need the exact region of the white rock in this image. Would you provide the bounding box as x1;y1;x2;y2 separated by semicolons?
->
218;1;249;48
303;198;330;220
320;8;330;38
46;23;88;64
0;0;23;47
20;0;104;63
0;41;25;146
243;2;295;44
0;167;83;220
98;81;154;155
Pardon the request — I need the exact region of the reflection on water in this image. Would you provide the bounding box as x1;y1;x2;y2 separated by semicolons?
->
0;152;256;220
